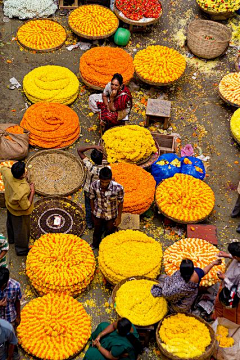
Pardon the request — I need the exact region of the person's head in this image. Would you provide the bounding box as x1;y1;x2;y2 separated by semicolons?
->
180;259;194;283
0;267;9;291
228;242;240;262
11;161;25;179
117;318;132;336
99;167;112;190
111;73;123;92
91;149;103;166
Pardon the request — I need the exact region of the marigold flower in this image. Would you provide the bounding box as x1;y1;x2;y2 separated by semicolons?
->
197;0;240;12
26;233;96;296
80;47;134;88
216;325;234;348
17;293;91;360
164;238;226;286
0;161;15;191
4;125;25;141
99;230;162;284
219;73;240;106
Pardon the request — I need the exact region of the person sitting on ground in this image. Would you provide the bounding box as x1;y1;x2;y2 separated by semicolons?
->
89;73;132;131
0;318;18;360
151;258;221;313
83;317;143;360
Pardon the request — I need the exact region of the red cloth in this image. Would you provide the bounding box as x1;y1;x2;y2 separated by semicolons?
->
213;286;240;324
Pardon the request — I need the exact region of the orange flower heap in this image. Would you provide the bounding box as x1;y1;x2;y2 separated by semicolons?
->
5;125;24;141
111;163;155;214
155;173;215;223
20;103;80;148
18;293;91;360
164;238;226;286
17;19;66;51
134;45;186;84
69;5;118;37
80;47;134;88
0;161;14;191
26;233;96;296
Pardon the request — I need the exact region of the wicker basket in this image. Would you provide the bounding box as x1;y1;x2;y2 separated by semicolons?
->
219;88;240;108
197;2;234;20
187;20;231;59
156;313;216;360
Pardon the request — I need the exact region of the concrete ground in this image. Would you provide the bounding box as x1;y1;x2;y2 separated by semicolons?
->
1;0;240;358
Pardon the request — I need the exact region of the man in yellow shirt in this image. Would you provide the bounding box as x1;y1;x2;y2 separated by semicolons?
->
0;162;35;256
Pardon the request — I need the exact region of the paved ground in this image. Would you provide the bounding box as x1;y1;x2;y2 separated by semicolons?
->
1;0;240;358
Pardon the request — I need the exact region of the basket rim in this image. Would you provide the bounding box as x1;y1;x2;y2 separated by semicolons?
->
78;71;104;91
26;149;86;196
136;68;184;87
187;19;232;44
218;87;240;108
17;18;67;53
156;312;216;360
196;2;234;15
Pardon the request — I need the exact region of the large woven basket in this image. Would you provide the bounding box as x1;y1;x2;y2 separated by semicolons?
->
156;313;216;360
187;20;231;59
197;2;234;20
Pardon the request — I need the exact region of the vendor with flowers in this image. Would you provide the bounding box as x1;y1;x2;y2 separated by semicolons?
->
89;73;132;131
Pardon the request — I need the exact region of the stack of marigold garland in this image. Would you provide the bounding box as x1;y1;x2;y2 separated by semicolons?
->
20;103;80;148
155;173;215;222
159;313;212;358
219;73;240;106
230;108;240;143
26;233;96;296
18;293;91;359
111;163;155;214
69;5;118;37
115;0;162;20
134;46;186;84
80;47;134;88
115;279;167;326
197;0;240;12
23;65;79;105
99;230;162;284
102;125;157;163
0;161;15;191
164;238;225;286
17;19;66;51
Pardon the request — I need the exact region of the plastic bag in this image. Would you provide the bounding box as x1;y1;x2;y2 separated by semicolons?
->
151;153;181;185
181;156;205;180
0;124;29;160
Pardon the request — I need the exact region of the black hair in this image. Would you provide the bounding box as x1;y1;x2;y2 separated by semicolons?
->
11;161;25;179
0;267;9;288
112;73;123;86
228;242;240;258
99;167;112;180
117;318;143;356
180;259;194;283
91;149;103;166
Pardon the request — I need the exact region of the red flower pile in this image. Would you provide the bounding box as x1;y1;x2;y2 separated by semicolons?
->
116;0;162;21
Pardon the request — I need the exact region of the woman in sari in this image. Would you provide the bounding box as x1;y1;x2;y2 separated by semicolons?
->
89;73;132;130
83;318;142;360
151;258;221;313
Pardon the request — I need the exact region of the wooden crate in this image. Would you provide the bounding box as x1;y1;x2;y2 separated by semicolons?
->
151;133;176;155
135;325;155;347
59;0;79;9
119;213;140;230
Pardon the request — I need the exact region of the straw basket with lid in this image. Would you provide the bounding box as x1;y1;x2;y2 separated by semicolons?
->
187;20;231;59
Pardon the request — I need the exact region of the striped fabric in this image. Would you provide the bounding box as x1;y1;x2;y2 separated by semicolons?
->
0;235;9;268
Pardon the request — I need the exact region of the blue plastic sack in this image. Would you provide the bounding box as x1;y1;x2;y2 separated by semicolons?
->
151;153;181;185
181;156;205;180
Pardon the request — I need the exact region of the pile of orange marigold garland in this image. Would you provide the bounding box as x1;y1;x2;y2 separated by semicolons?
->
164;238;226;286
20;103;80;148
80;47;134;88
111;162;155;214
18;293;91;360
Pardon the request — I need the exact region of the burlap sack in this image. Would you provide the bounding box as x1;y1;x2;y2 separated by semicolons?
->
0;124;29;160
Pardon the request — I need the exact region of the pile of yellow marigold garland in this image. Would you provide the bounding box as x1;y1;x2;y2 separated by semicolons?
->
18;293;91;360
216;325;234;348
111;163;155;214
102;125;157;163
159;313;212;358
219;73;240;106
99;230;162;284
80;47;134;88
230;108;240;143
164;238;225;286
17;19;66;51
155;173;215;223
197;0;240;12
134;46;186;84
115;279;167;326
23;65;79;105
26;233;96;296
0;161;15;191
69;5;118;37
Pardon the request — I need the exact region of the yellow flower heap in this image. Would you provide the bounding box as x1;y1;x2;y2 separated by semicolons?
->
197;0;240;13
160;313;211;358
26;233;96;296
216;325;234;348
102;125;157;163
23;65;79;105
164;238;225;286
18;293;91;360
99;230;162;284
115;279;167;326
231;108;240;143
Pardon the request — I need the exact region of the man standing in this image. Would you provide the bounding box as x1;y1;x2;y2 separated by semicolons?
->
89;167;124;250
0;319;18;360
0;161;34;256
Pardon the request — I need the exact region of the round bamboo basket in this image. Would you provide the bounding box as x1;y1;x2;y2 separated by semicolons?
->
68;5;119;40
136;69;184;87
78;71;104;91
18;344;84;360
197;3;234;20
156;313;216;360
219;88;240;108
17;19;67;53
